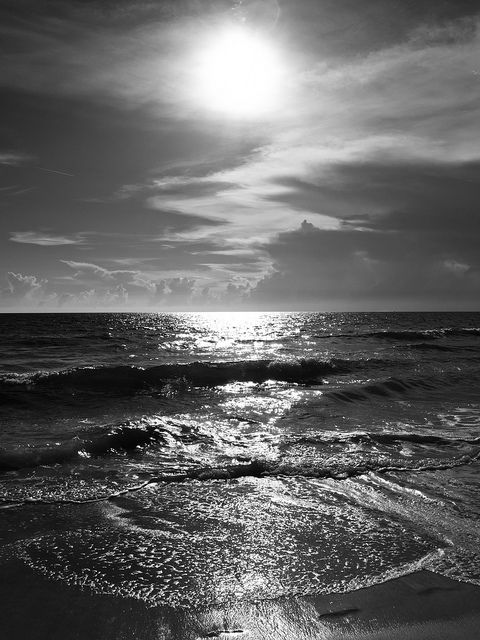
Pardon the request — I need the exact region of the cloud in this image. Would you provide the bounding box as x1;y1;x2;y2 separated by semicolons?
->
124;14;480;282
0;260;255;311
55;285;129;309
249;215;480;310
0;271;56;308
147;174;340;246
56;260;205;309
10;232;85;246
0;267;187;311
151;277;196;307
0;4;259;119
36;166;74;177
61;260;155;291
2;6;480;310
4;271;45;297
266;158;480;234
0;152;32;166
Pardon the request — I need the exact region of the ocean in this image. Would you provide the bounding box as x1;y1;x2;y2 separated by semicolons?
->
1;311;480;611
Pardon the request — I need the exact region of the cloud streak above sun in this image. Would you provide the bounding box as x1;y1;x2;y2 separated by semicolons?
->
1;0;480;310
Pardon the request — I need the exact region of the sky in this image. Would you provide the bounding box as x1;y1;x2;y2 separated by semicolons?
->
1;0;479;311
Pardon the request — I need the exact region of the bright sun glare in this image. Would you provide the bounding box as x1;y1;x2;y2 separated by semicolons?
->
195;27;283;117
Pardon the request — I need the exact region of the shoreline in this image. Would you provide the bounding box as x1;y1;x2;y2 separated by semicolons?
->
1;560;479;639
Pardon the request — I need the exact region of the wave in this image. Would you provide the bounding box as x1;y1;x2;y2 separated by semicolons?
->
0;362;448;404
0;357;382;394
446;328;480;337
402;343;454;352
312;328;480;341
6;450;480;505
324;376;443;404
289;431;480;448
3;411;479;478
0;419;172;472
370;330;442;341
143;446;480;484
371;328;480;341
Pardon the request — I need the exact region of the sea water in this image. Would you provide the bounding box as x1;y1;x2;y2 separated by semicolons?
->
1;311;480;608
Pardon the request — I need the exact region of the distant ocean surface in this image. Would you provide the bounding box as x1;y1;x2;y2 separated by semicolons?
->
1;311;480;608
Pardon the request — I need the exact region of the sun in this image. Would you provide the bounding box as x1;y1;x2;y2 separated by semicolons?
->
195;27;283;117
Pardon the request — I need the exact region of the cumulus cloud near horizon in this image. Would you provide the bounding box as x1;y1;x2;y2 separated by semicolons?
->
0;262;251;311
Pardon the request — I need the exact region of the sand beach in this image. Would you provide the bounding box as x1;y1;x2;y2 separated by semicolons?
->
1;559;479;639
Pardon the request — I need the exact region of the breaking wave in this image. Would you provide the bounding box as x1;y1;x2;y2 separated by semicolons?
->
4;450;480;505
2;410;480;478
167;452;480;483
0;419;174;472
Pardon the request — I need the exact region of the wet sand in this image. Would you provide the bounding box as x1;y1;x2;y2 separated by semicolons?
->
1;561;479;639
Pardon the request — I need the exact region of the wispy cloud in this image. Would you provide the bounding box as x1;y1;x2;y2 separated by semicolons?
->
0;152;33;166
36;166;74;177
61;260;154;289
126;15;480;250
10;232;85;246
0;11;230;118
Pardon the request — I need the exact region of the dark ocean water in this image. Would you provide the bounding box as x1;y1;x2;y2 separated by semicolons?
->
1;312;480;608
